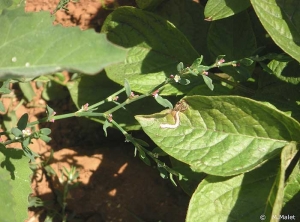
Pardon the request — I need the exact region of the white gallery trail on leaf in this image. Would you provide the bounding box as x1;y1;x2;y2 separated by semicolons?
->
160;111;180;129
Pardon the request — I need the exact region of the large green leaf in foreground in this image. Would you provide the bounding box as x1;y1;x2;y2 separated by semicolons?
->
101;7;200;95
0;145;32;221
186;157;279;222
270;142;298;220
251;0;300;62
136;96;300;176
0;7;127;80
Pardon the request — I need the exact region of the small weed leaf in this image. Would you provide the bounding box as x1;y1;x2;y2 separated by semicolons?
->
124;79;131;98
103;119;110;137
17;113;28;130
39;134;51;143
44;165;56;177
215;55;226;63
202;75;214;91
190;56;203;68
238;58;254;66
22;138;38;162
178;78;190;85
40;128;51;136
157;165;168;179
46;105;56;122
154;95;173;109
169;173;177;186
177;62;184;72
139;152;151;166
11;127;22;137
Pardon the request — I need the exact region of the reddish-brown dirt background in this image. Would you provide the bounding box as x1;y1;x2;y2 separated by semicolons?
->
6;0;193;221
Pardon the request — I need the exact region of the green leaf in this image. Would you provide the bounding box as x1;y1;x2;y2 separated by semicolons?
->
0;100;5;112
124;79;131;98
0;0;12;10
0;0;22;11
22;138;38;162
40;128;51;136
0;7;127;80
0;144;32;222
102;6;200;95
186;158;279;222
157;164;168;179
251;0;300;62
42;81;69;101
204;0;251;21
154;95;173;109
202;75;214;91
0;79;11;94
154;0;212;63
169;173;177;186
103;119;110;137
136;0;165;10
17;113;28;130
267;59;300;84
3;110;18;138
18;82;35;102
177;62;184;72
11;127;22;137
238;58;254;66
282;158;300;216
139;151;151;166
136;96;300;176
46;105;55;121
53;72;65;82
207;11;256;81
39;134;51;143
270;142;298;221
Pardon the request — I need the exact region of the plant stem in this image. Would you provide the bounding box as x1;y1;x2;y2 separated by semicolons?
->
87;88;125;111
110;119;182;178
